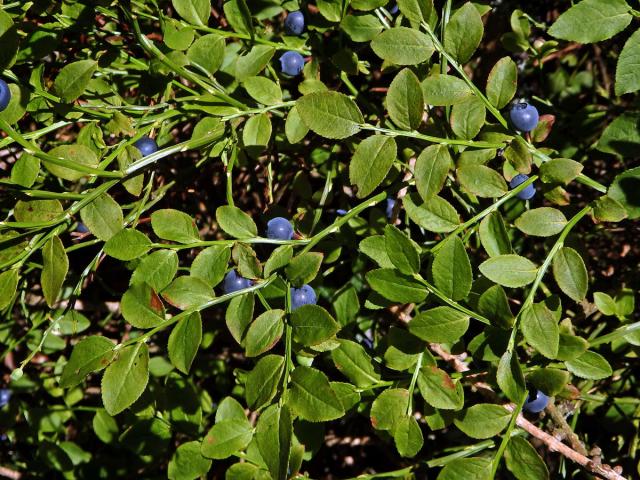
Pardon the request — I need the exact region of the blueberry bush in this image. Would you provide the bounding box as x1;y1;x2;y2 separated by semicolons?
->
1;1;639;479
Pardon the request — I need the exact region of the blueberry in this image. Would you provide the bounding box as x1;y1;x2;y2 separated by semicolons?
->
0;389;11;408
509;102;539;132
523;389;549;413
76;222;89;233
0;79;11;112
386;198;396;219
134;136;158;157
389;4;399;14
284;11;305;36
267;217;294;240
336;209;348;216
290;284;317;310
279;51;305;76
223;270;252;294
509;173;536;200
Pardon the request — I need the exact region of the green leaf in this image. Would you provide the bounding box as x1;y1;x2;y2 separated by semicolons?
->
187;34;225;74
384;327;426;371
297;91;364;139
41;236;68;307
366;268;428;303
287;366;345;422
216;205;258;238
10;153;40;188
592;195;628;222
244;76;283;106
505;436;549;480
387;68;424;130
226;293;254;345
454;404;511;439
565;350;612;380
331;339;381;387
557;333;589;361
539;158;583;185
79;193;123;241
384;225;421;275
234;243;263;279
317;0;343;21
404;194;460;233
414;145;451;201
201;419;252;459
418;365;464;410
527;368;569;396
607;165;640;218
291;305;340;346
521;303;559;359
515;207;567;237
168;441;212;480
397;0;434;25
437;457;492;480
244;309;285;357
408;306;470;343
552;247;588;302
162;276;214;310
370;388;409;431
478;284;513;329
360;235;394;268
422;74;472;106
191;246;231;288
242;113;272;151
486;57;518;109
597;114;640;159
0;10;18;71
104;228;151;261
92;409;118;444
0;82;28;124
457;165;508;198
349;135;397;198
101;342;149;416
131;250;179;292
479;211;512;257
479;254;537;288
151;209;200;244
172;0;210;26
53;60;97;103
497;350;526;403
342;14;383;42
246;354;285;410
121;282;166;329
264;245;293;277
168;312;202;374
285;106;309;144
504;136;532;174
60;336;115;388
615;28;640;95
163;18;194;51
432;236;472;301
14;199;62;223
44;144;100;181
450;95;486;140
393;415;424;458
256;404;292;480
285;252;323;287
548;0;632;44
0;269;18;310
235;45;274;81
444;2;484;63
371;27;435;65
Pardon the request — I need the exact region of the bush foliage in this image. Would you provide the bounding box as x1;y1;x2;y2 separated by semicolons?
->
1;0;639;478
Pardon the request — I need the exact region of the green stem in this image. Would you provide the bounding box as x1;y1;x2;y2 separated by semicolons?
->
406;352;424;415
489;391;528;479
359;123;505;149
414;274;491;325
588;320;640;347
430;176;538;254
421;22;508;129
507;206;592;350
194;25;311;55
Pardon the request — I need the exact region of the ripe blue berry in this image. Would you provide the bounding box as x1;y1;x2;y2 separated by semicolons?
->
509;102;539;132
389;4;399;14
386;198;396;219
523;390;549;413
0;79;11;112
279;51;305;76
223;270;252;294
267;217;294;240
336;209;348;216
76;222;89;233
509;173;536;200
284;11;305;36
134;136;158;157
290;284;317;310
0;389;11;408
